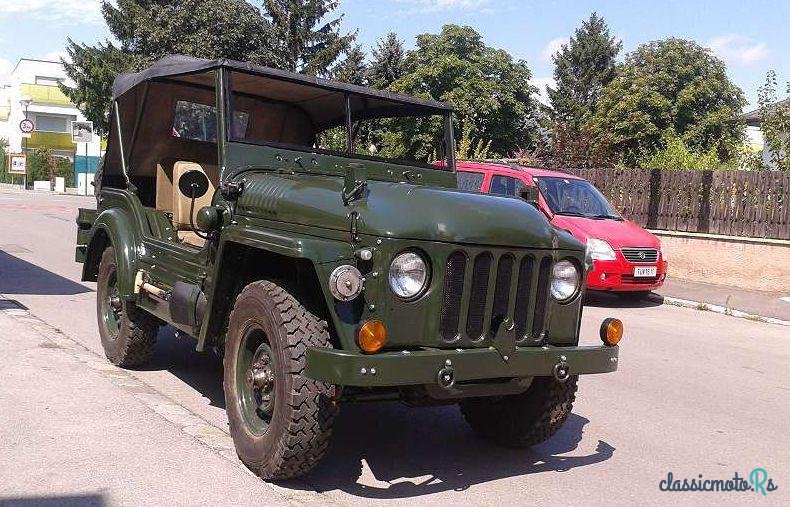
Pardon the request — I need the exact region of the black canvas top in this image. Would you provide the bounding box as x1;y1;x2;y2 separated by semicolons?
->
112;54;452;111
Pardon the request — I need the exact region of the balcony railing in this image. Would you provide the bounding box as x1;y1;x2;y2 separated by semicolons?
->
27;131;75;151
20;83;73;107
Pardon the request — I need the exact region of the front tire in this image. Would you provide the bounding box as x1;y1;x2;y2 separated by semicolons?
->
459;375;578;448
96;246;159;368
223;280;337;480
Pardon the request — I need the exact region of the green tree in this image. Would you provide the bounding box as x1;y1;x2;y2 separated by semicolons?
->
0;138;8;183
757;70;790;171
263;0;356;76
392;24;539;157
332;45;367;85
27;148;74;188
548;12;621;126
592;38;746;165
367;32;405;90
62;0;353;135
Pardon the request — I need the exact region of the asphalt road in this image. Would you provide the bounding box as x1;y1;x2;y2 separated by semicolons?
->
0;189;787;506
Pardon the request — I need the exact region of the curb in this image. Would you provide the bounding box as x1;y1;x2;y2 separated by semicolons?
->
660;295;790;327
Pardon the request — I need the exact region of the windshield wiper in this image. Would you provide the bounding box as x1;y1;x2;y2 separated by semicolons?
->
588;214;623;221
556;211;586;217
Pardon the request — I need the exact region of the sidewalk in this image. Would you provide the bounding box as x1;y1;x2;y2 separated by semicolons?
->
656;277;790;322
0;303;291;506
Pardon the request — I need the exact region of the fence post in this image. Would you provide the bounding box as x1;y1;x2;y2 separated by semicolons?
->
647;168;661;229
697;170;713;234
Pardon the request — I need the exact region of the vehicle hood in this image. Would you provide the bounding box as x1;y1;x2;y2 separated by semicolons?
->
236;172;582;250
550;214;659;248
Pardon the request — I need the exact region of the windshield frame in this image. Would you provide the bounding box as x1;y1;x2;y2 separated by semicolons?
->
532;176;621;219
221;68;456;172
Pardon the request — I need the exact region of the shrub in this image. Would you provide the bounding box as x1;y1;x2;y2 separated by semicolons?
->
637;135;719;170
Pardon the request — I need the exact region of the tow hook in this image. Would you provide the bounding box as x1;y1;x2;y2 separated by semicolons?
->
437;366;455;389
553;356;570;382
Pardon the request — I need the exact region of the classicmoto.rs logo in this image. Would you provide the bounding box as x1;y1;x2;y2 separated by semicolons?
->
659;468;778;495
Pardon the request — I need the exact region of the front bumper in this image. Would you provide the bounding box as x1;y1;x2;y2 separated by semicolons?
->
305;344;619;387
587;257;668;291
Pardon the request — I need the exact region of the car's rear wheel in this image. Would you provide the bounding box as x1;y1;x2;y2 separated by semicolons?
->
96;246;159;367
459;375;578;448
224;280;337;480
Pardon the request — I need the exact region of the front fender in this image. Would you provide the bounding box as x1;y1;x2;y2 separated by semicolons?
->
85;208;140;298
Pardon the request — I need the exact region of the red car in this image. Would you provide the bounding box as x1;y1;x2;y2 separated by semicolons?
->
455;161;668;295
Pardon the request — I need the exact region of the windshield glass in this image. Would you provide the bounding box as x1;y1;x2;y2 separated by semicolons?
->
228;71;452;169
534;176;620;219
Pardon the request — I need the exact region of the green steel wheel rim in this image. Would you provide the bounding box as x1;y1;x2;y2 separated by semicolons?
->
101;271;122;338
237;326;277;436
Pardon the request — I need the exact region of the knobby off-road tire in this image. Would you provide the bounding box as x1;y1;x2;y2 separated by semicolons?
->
96;246;159;367
223;280;338;480
459;375;578;448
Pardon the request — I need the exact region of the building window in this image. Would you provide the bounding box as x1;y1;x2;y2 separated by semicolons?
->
30;114;74;133
35;76;63;87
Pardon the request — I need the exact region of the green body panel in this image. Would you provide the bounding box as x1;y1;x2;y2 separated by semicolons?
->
235;170;579;249
305;344;619;387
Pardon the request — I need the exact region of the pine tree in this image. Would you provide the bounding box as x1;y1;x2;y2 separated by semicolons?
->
547;12;621;126
263;0;356;76
367;32;405;90
332;45;367;85
61;0;355;134
62;0;274;135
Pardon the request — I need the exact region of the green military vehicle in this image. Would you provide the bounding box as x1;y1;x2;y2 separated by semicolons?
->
75;56;622;480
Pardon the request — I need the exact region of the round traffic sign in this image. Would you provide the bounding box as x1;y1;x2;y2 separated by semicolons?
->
20;118;35;134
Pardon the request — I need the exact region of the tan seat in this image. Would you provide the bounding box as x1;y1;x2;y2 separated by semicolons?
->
172;161;217;230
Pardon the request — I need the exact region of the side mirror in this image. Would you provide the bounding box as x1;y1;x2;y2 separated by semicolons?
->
178;169;210;199
519;186;540;208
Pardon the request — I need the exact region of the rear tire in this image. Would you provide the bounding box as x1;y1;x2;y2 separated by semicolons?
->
223;280;337;480
96;246;159;367
459;375;578;448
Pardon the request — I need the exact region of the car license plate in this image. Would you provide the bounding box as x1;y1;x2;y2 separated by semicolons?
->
634;266;657;277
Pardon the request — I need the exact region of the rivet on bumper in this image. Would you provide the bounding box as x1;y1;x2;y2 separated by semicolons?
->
553;359;570;382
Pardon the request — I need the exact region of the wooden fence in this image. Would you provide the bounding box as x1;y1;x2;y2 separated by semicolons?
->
562;167;790;240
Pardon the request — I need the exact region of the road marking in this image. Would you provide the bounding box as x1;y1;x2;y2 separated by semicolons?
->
780;296;790;304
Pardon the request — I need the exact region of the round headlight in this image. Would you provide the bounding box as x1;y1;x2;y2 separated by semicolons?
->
389;251;429;299
550;259;580;302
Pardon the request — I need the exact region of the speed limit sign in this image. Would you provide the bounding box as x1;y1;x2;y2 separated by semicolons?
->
20;118;35;134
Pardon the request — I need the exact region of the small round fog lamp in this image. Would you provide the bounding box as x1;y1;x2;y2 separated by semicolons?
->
600;317;623;346
357;320;387;354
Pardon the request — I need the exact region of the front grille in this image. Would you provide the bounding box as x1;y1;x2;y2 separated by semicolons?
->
621;247;658;263
439;249;552;345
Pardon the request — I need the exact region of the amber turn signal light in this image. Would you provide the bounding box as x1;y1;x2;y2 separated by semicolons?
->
600;318;623;346
357;320;387;354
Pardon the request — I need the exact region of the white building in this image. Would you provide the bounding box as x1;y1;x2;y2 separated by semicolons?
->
0;58;102;191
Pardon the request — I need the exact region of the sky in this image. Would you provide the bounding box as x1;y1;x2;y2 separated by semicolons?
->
0;0;787;111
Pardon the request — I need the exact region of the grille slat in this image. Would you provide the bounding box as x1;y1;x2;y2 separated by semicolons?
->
621;247;658;263
531;257;552;342
466;253;493;340
513;256;535;340
491;254;514;334
439;251;466;341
